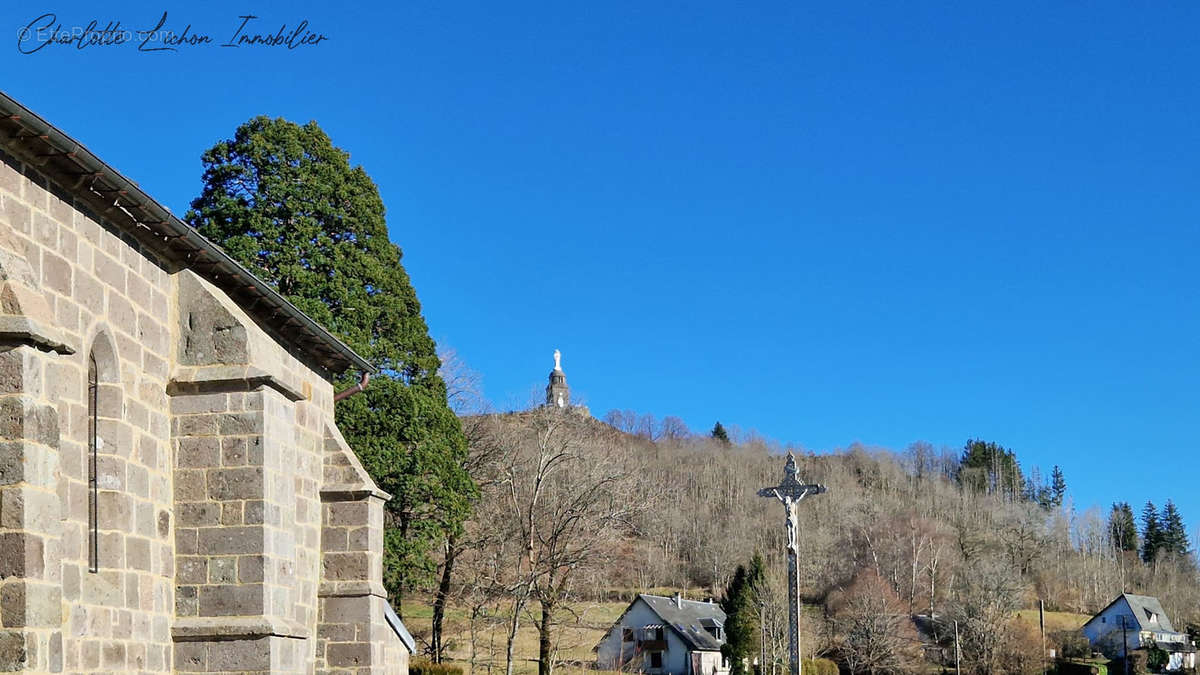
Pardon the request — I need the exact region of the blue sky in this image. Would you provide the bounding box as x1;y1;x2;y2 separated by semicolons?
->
5;1;1199;532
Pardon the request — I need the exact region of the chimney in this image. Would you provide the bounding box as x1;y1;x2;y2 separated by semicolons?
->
674;592;682;609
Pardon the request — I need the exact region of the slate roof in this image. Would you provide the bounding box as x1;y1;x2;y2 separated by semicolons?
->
1123;594;1178;633
1085;593;1181;634
639;594;726;652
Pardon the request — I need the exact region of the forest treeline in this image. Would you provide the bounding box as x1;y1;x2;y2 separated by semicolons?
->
427;403;1200;675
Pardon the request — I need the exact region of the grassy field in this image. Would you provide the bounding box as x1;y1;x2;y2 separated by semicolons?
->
1013;609;1091;633
402;597;629;675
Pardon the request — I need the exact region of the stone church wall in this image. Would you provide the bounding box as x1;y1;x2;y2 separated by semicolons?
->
0;128;404;674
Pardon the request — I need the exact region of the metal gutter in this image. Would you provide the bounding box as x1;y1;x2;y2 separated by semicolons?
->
0;90;376;376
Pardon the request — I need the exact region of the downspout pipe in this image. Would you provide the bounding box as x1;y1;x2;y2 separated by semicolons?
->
334;371;371;402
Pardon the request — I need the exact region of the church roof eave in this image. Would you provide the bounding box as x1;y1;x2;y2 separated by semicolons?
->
0;90;375;379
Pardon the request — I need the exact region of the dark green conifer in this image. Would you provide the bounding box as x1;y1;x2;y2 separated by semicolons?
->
1049;466;1067;507
1142;501;1164;565
186;117;476;606
1109;502;1139;552
1162;500;1189;557
721;553;766;675
957;439;1024;499
711;422;731;444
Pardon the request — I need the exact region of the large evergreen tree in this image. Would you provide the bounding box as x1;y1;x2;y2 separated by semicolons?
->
711;421;731;445
1141;501;1164;565
1049;465;1067;507
1109;502;1138;552
1162;500;1189;557
721;553;766;675
186;117;476;605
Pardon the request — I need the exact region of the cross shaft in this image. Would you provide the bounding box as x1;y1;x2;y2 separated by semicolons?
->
757;452;827;675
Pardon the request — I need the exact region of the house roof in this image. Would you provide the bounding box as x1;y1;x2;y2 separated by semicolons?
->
1085;593;1180;634
637;594;726;652
0;90;375;378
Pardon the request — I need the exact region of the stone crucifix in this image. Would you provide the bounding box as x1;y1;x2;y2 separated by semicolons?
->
757;452;826;675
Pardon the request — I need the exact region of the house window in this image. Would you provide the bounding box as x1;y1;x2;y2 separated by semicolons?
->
623;628;633;642
87;352;98;573
1102;617;1106;624
649;652;663;669
654;627;665;641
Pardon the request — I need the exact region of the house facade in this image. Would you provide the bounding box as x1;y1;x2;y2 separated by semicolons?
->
0;91;412;673
596;594;729;675
1082;593;1195;671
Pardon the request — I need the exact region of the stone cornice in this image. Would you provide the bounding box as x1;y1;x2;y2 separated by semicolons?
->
168;366;305;401
172;617;310;642
0;316;75;354
319;483;391;502
317;580;389;599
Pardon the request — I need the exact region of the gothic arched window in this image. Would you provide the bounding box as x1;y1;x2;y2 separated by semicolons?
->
87;351;98;573
85;332;119;574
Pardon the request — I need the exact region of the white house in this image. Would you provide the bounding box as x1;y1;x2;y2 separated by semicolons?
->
596;594;731;675
1082;593;1196;671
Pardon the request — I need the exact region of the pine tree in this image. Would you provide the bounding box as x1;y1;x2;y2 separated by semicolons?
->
1049;466;1066;507
186;117;476;604
1162;500;1189;557
711;421;731;445
1109;502;1139;552
957;439;1024;500
721;553;765;675
1141;501;1164;565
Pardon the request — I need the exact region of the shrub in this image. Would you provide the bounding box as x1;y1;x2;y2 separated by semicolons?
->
1147;644;1168;672
1053;630;1093;660
1111;652;1148;675
410;661;465;675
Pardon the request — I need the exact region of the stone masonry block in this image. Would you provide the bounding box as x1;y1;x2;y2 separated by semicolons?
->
198;584;263;617
205;637;270;671
0;533;40;578
174;469;206;502
1;581;61;628
207;467;264;501
327;642;371;668
175;585;198;616
177;502;220;527
0;630;26;670
238;555;264;583
322;552;370;581
177;556;207;584
217;411;262;436
40;252;71;295
209;556;236;584
176;436;220;468
322;596;370;624
0;398;58;449
327;501;368;527
174;641;205;672
197;525;262;555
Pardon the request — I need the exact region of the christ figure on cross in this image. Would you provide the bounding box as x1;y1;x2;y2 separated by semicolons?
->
758;452;827;675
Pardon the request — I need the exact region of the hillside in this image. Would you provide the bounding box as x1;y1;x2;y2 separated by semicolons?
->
422;407;1200;675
